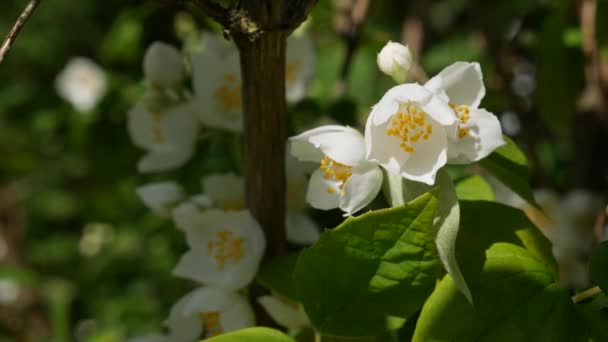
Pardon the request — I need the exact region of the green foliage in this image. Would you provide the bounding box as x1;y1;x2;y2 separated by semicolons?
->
590;241;608;293
205;327;295;342
256;253;300;300
413;243;576;342
455;175;495;201
478;136;538;208
294;191;442;336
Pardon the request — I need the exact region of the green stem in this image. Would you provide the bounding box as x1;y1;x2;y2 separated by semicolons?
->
572;286;603;303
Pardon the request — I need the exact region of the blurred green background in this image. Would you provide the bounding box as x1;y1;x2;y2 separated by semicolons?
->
1;0;607;341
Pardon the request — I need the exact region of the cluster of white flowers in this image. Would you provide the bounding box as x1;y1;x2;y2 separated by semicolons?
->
127;31;316;341
55;57;108;113
290;42;505;216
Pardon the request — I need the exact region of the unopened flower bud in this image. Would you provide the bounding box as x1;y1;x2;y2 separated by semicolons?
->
143;42;184;87
377;41;412;84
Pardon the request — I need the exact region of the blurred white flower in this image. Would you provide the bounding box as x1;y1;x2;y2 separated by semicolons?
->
173;209;265;290
377;41;412;84
291;125;383;215
500;111;521;136
130;287;254;341
258;294;310;329
181;287;255;338
365;83;457;185
143;42;184;87
0;279;19;305
425;62;505;164
55;57;108;112
136;182;184;218
286;32;316;103
127;101;199;173
189;33;316;131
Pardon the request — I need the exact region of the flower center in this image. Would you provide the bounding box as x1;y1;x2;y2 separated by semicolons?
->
151;111;165;144
199;312;223;337
385;102;433;153
206;230;245;270
286;62;300;86
213;74;242;111
319;156;352;195
449;102;470;138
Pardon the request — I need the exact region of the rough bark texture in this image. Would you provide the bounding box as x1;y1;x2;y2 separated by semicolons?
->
236;31;288;258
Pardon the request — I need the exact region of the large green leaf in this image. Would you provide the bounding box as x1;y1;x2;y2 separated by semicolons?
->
413;243;577;342
455;175;495;201
478;136;537;208
204;327;295;342
294;191;442;336
256;253;300;300
458;200;557;276
384;170;472;303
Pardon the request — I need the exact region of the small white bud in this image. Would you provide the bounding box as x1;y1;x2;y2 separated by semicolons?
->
143;42;184;87
377;41;412;84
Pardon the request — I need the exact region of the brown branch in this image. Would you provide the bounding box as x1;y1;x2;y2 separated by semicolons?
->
332;0;370;97
0;0;41;64
190;0;230;27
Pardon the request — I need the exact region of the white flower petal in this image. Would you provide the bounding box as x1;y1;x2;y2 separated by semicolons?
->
286;212;320;245
447;108;505;164
370;84;431;126
399;118;447;185
290;125;352;162
306;169;341;210
55;57;107;112
136;182;184;217
172;202;203;231
308;128;365;166
143;42;184;87
127;102;157;149
286;33;316;103
340;163;383;215
201;174;245;210
164;291;203;341
377;41;412;83
181;287;255;335
364;112;408;175
425;62;485;108
173;249;208;283
258;295;310;329
137;148;194;173
161;103;199;147
177;210;266;290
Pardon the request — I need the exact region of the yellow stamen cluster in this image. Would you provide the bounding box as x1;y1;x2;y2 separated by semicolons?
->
319;155;352;195
151;111;165;144
207;230;245;270
286;62;301;85
385;102;433;153
213;74;242;111
200;312;222;337
449;102;471;138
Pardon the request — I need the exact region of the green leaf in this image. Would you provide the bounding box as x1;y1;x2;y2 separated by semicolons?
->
294;191;442;336
204;327;295;342
590;241;608;293
413;243;578;342
384;170;472;303
458;200;557;276
478;136;537;208
455;175;495;201
256;253;300;300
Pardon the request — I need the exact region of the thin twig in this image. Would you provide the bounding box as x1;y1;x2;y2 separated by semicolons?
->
572;286;603;304
0;0;41;64
190;0;230;27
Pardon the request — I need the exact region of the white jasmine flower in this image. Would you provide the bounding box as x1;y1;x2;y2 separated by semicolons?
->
365;84;457;185
286;32;316;103
127;102;199;173
425;62;505;164
258;294;310;329
190;35;243;132
173;209;265;290
291;125;383;215
181;287;255;338
143;42;184;87
377;41;412;84
55;57;108;112
136;182;184;218
173;169;320;244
